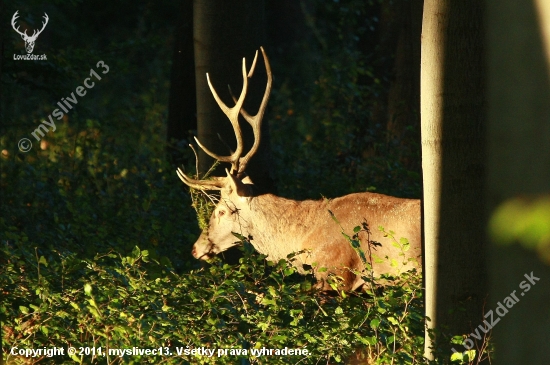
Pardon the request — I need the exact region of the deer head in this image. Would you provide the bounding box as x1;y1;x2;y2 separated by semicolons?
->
11;11;49;54
177;47;272;259
187;171;256;260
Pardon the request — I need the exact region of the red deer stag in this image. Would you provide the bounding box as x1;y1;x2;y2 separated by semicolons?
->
177;47;421;290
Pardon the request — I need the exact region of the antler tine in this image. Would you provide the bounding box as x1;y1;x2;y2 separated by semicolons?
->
194;57;250;174
184;48;271;188
248;50;259;78
176;167;224;191
176;144;225;191
228;47;272;175
11;11;26;36
36;13;49;36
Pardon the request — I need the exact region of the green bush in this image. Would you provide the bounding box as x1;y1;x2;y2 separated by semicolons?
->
2;235;425;364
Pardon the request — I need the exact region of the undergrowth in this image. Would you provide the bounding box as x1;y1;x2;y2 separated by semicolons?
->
0;117;425;364
0;125;487;364
2;234;425;364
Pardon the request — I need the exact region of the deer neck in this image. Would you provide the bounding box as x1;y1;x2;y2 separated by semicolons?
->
243;194;324;261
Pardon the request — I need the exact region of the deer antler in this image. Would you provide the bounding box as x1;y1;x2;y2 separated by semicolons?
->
194;57;249;174
11;11;49;39
34;13;49;39
11;11;49;53
176;167;225;191
11;11;26;37
177;47;272;190
195;47;272;175
228;47;272;175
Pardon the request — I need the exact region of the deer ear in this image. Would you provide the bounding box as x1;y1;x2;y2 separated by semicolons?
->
241;175;254;185
225;169;253;197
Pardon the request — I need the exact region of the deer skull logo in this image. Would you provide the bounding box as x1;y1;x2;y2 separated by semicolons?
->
11;11;49;54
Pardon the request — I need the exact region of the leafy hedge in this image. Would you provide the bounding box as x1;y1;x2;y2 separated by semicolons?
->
2;237;425;364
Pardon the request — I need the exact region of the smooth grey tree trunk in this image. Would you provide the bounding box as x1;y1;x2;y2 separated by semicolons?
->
421;0;487;361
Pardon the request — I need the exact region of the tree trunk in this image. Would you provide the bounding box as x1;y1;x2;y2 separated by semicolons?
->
421;0;487;361
193;0;275;192
166;0;196;164
486;0;550;364
385;0;423;170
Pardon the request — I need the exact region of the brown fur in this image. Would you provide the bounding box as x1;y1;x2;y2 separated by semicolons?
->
191;173;421;291
180;48;421;290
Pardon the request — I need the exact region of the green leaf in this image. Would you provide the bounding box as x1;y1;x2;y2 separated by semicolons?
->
88;299;99;309
450;352;464;361
131;246;141;258
400;238;410;251
465;350;476;361
38;255;48;267
69;353;82;363
29;304;40;312
328;210;339;224
451;335;465;345
365;336;377;345
304;333;317;343
88;307;101;319
84;283;93;296
261;298;276;306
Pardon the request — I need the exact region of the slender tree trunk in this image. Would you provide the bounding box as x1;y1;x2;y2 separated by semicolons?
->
193;0;275;192
166;0;195;164
486;0;550;364
386;0;423;170
421;0;487;361
365;1;423;170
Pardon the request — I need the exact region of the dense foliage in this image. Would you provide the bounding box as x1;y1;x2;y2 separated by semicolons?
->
2;231;426;364
0;0;469;364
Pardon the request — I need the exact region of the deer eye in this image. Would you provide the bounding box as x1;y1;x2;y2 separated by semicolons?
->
218;209;225;217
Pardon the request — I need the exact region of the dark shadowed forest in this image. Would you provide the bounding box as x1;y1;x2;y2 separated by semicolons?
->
1;1;425;363
3;0;548;364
